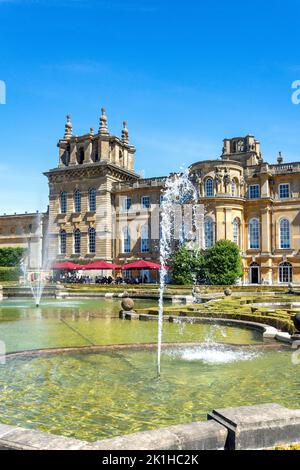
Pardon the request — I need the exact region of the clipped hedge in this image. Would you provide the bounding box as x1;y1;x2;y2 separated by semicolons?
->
0;267;20;281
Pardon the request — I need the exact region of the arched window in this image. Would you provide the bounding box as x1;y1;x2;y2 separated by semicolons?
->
232;217;240;246
60;192;67;214
249;218;260;249
205;178;214;197
74;229;81;254
231;179;238;197
88;188;96;212
279;262;293;283
88;227;96;254
279;218;291;249
123;227;131;253
204;217;214;249
60;230;67;254
74;190;81;213
141;224;149;253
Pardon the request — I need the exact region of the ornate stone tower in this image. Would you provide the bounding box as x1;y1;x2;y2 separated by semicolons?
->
44;108;140;263
222;135;262;167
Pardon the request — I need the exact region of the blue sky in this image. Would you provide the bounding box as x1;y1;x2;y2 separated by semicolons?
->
1;0;300;213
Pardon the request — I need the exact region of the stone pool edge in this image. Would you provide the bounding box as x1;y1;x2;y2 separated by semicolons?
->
1;403;300;450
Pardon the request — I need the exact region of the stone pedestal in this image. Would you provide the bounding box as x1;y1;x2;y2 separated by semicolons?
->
208;403;300;450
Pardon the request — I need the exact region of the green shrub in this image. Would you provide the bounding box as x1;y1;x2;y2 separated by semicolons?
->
170;245;205;285
205;240;243;285
0;267;20;281
0;247;27;267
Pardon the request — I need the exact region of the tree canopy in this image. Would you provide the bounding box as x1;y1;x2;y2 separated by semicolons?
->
0;247;27;267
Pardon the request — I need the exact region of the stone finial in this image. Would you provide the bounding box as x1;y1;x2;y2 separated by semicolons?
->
122;120;129;144
277;151;283;164
99;107;109;135
90;127;94;135
64;114;72;139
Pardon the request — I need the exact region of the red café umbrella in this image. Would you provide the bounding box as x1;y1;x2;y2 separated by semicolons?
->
122;260;161;270
51;261;83;270
82;261;122;270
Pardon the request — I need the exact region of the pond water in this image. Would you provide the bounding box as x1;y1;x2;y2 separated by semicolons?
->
0;298;296;443
0;345;298;442
0;298;261;352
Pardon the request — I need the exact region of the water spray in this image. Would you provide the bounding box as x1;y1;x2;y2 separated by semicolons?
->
157;168;200;377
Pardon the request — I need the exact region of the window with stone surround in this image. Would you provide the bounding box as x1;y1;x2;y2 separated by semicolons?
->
232;217;240;246
279;183;290;199
59;230;67;254
88;227;96;253
249;185;260;199
123;226;131;253
279;218;291;249
141;223;149;252
141;196;150;210
60;192;67;214
205;178;214;197
123;196;132;211
249;218;260;249
88;188;96;212
279;262;292;283
74;190;81;213
74;229;81;254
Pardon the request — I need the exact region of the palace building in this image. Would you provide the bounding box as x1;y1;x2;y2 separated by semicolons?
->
1;109;300;285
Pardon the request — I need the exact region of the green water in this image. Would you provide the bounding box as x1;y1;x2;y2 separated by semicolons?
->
0;298;297;443
0;346;299;442
0;298;261;352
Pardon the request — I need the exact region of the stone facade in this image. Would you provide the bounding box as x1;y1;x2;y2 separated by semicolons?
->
1;111;300;284
0;212;47;270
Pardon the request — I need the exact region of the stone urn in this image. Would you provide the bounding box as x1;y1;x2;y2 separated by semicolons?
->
224;287;232;296
121;297;135;312
119;296;135;319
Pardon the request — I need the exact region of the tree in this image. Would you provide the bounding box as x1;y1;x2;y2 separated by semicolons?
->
0;247;27;267
205;239;243;285
170;244;205;285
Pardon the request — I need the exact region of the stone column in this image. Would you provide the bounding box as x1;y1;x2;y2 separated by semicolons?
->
0;285;3;301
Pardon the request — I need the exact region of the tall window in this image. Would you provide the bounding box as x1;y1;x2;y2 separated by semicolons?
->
74;229;81;254
88;227;96;253
141;196;150;209
232;217;240;246
74;190;81;213
60;230;67;254
249;218;260;249
88;188;96;212
279;218;291;249
123;196;132;211
204;217;214;249
279;183;290;199
205;178;214;197
231;179;237;197
249;185;260;199
123;227;131;253
141;224;149;252
279;262;292;283
60;192;67;214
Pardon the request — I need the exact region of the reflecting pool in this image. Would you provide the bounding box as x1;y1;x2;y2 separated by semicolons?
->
0;298;294;443
0;345;298;442
0;298;262;352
